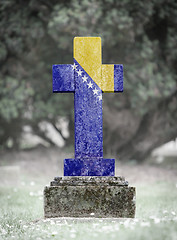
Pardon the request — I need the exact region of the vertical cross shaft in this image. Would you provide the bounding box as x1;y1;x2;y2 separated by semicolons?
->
74;38;103;160
53;37;123;176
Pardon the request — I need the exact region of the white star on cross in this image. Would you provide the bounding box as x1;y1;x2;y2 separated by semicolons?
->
72;63;78;70
77;69;83;76
98;95;102;101
87;81;93;88
82;75;88;82
93;88;99;95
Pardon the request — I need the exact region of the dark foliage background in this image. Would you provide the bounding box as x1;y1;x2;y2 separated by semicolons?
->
0;0;177;161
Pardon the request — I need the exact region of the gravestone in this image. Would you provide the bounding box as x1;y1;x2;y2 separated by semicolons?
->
44;37;136;218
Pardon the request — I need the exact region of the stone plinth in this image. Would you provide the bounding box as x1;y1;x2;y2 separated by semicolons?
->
44;176;136;218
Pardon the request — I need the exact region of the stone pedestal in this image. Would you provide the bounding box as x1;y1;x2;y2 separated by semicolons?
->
44;176;136;218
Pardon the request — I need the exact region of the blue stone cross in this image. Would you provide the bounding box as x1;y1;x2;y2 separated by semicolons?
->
53;37;123;176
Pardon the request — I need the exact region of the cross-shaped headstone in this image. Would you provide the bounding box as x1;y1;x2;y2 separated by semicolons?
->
53;37;123;176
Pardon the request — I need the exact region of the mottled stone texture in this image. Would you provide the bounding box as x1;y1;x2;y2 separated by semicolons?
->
44;177;136;218
48;37;136;218
114;65;123;92
74;59;103;160
64;158;115;176
52;37;124;176
53;64;74;93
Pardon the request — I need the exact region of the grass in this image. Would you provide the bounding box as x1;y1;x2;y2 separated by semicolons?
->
0;179;177;240
0;147;177;239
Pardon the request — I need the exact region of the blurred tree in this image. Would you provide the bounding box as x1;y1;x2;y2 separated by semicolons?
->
0;0;176;161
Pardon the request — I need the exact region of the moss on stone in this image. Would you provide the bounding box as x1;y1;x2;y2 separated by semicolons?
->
44;177;136;218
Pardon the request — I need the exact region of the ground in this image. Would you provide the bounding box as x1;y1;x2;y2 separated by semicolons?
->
0;147;177;240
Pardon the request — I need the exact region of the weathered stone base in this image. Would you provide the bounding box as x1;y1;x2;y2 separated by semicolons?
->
44;176;136;218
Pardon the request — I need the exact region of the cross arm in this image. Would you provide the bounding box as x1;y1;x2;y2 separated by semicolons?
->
53;64;75;93
101;64;123;92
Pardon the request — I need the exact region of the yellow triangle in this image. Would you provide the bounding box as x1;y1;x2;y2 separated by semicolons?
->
74;37;102;89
